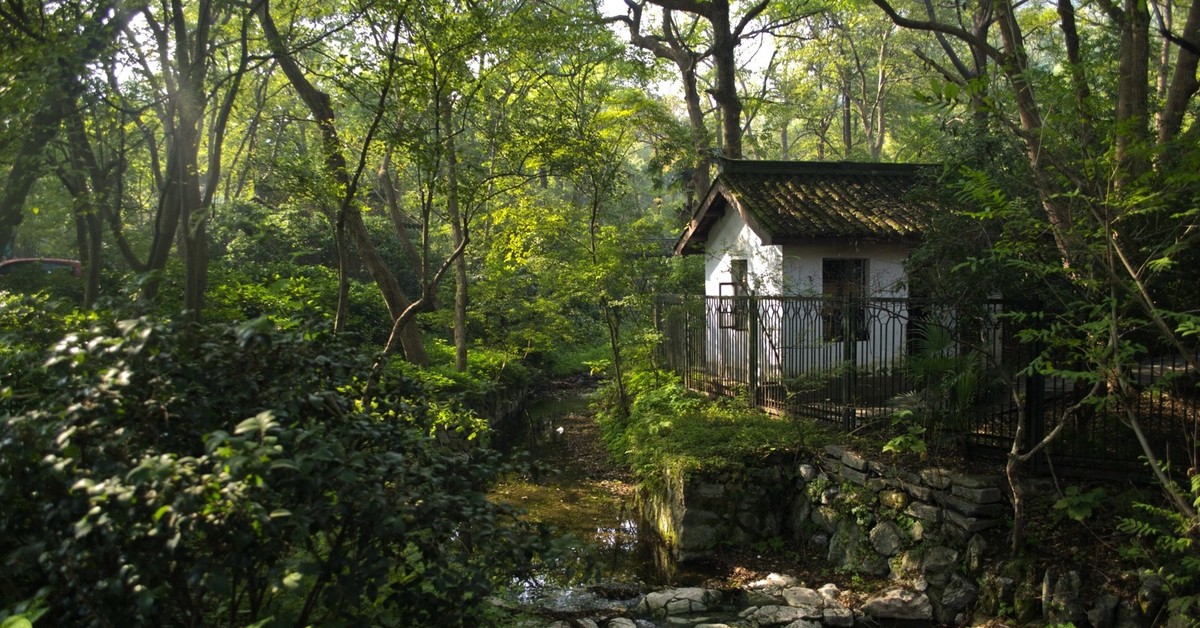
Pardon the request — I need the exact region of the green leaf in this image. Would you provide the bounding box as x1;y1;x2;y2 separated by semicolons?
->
282;572;303;590
235;410;278;437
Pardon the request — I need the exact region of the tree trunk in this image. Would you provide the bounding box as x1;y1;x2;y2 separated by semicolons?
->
258;0;427;363
441;99;469;372
1114;0;1152;184
710;2;744;158
1157;0;1200;149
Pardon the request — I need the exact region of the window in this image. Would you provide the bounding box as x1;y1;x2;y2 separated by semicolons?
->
822;258;868;341
719;259;749;330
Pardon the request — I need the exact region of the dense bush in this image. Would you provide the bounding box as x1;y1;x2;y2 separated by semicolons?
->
595;370;830;488
0;298;557;626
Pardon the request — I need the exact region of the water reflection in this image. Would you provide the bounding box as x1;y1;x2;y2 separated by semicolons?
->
492;391;700;588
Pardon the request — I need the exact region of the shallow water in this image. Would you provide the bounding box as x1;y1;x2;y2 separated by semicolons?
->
491;391;708;588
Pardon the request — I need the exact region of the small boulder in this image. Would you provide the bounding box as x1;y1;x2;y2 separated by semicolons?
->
869;520;904;556
862;587;933;621
781;586;824;609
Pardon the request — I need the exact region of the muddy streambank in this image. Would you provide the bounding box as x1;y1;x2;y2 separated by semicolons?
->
490;377;682;586
489;377;822;590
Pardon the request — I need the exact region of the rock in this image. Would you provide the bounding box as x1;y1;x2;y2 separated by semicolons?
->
679;523;718;555
950;472;1000;489
842;466;869;486
977;574;1015;617
902;480;934;502
879;489;910;510
921;546;959;588
827;519;866;572
919;467;953;489
575;620;599;628
781;621;821;628
811;506;839;534
935;491;1007;518
944;509;1002;534
817;583;842;605
939;574;979;623
950;483;1004;504
1014;572;1042;622
789;495;812;536
605;619;638;628
1138;571;1166;619
1114;600;1141;628
822;606;855;627
1043;570;1085;625
890;550;922;583
639;587;722;617
744;588;783;607
781;587;824;609
964;534;987;576
862;588;933;621
1088;593;1120;628
869;520;904;556
798;464;819;481
749;572;800;591
742;604;822;625
908;519;927;542
807;533;828;552
904;500;943;524
693;624;734;628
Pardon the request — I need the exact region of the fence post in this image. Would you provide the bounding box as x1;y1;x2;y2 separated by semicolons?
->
748;295;760;408
841;295;857;431
683;297;691;388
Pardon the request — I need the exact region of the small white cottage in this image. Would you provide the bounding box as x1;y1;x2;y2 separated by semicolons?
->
674;159;938;382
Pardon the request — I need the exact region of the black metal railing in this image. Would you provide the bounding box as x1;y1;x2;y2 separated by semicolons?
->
655;295;1198;478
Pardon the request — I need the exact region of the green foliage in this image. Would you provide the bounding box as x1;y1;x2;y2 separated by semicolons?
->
594;370;829;488
1052;486;1106;523
896;320;995;444
881;409;927;458
0;306;558;625
1116;476;1200;623
382;338;537;434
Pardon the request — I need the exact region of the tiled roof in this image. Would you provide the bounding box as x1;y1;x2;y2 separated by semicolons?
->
676;160;939;254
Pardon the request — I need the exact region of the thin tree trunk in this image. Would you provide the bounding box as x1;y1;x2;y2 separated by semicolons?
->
441;98;468;372
258;0;427;363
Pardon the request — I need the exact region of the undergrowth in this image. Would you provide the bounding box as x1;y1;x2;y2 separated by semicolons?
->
594;370;832;490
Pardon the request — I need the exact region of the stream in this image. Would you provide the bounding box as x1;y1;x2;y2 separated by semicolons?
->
490;384;710;593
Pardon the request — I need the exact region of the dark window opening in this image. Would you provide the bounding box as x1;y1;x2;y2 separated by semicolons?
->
822;258;868;341
719;259;749;330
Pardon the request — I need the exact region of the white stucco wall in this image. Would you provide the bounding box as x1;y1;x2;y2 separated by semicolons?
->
702;209;783;296
700;216;914;382
779;241;909;298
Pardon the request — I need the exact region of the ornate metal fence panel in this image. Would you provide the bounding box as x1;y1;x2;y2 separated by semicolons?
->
655;295;1198;478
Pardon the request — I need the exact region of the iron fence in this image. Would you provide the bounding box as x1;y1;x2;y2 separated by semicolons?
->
655;294;1199;478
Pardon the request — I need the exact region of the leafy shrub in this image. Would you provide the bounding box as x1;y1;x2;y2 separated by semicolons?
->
595;370;829;488
0;309;556;626
1117;477;1200;623
384;338;538;429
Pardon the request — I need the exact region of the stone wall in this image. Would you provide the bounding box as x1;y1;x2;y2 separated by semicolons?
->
639;444;1008;623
